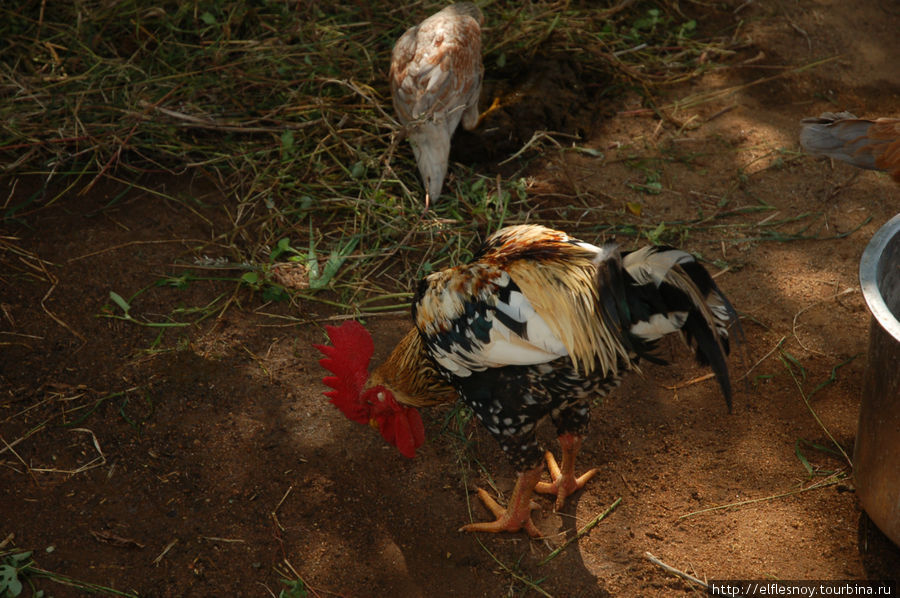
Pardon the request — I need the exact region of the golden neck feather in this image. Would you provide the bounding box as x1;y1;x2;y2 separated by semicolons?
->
369;328;456;407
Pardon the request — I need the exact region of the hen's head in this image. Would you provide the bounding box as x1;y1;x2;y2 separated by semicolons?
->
314;320;425;458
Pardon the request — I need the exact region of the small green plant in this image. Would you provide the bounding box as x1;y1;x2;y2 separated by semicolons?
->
794;438;845;478
446;174;526;235
627;170;663;195
238;271;291;303
441;401;475;449
1;551;32;598
0;547;136;597
643;221;688;246
268;230;360;291
780;351;854;467
104;288;225;328
623;7;697;46
278;578;308;598
630;8;663;38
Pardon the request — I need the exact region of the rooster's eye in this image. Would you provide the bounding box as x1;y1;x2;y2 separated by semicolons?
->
377;391;386;402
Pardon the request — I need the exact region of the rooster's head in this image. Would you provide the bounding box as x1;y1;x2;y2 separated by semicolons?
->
315;320;425;458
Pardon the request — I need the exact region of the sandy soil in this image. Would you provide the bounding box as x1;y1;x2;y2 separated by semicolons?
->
2;1;899;596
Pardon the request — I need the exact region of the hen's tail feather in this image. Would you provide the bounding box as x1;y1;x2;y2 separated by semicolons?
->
620;246;736;411
800;112;900;181
800;112;878;169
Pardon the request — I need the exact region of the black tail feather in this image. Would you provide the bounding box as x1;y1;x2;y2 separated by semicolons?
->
675;266;736;412
682;310;733;411
620;246;737;412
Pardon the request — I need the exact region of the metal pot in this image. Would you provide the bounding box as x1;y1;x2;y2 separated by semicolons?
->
855;213;900;546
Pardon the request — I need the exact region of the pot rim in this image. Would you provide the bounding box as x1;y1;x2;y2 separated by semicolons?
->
859;213;900;343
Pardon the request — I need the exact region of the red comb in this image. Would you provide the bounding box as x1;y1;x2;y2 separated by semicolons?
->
314;320;374;424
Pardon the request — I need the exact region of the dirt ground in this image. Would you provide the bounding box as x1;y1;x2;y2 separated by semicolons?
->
2;1;900;596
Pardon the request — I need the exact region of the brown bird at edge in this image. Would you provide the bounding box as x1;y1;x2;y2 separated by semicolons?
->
316;224;739;536
390;2;485;209
799;112;900;182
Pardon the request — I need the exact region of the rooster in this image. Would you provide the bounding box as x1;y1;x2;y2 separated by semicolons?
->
800;112;900;182
390;3;484;208
316;224;737;536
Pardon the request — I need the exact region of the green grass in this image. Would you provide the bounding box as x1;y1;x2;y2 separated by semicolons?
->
779;350;855;467
2;1;845;328
1;545;137;597
0;1;770;307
